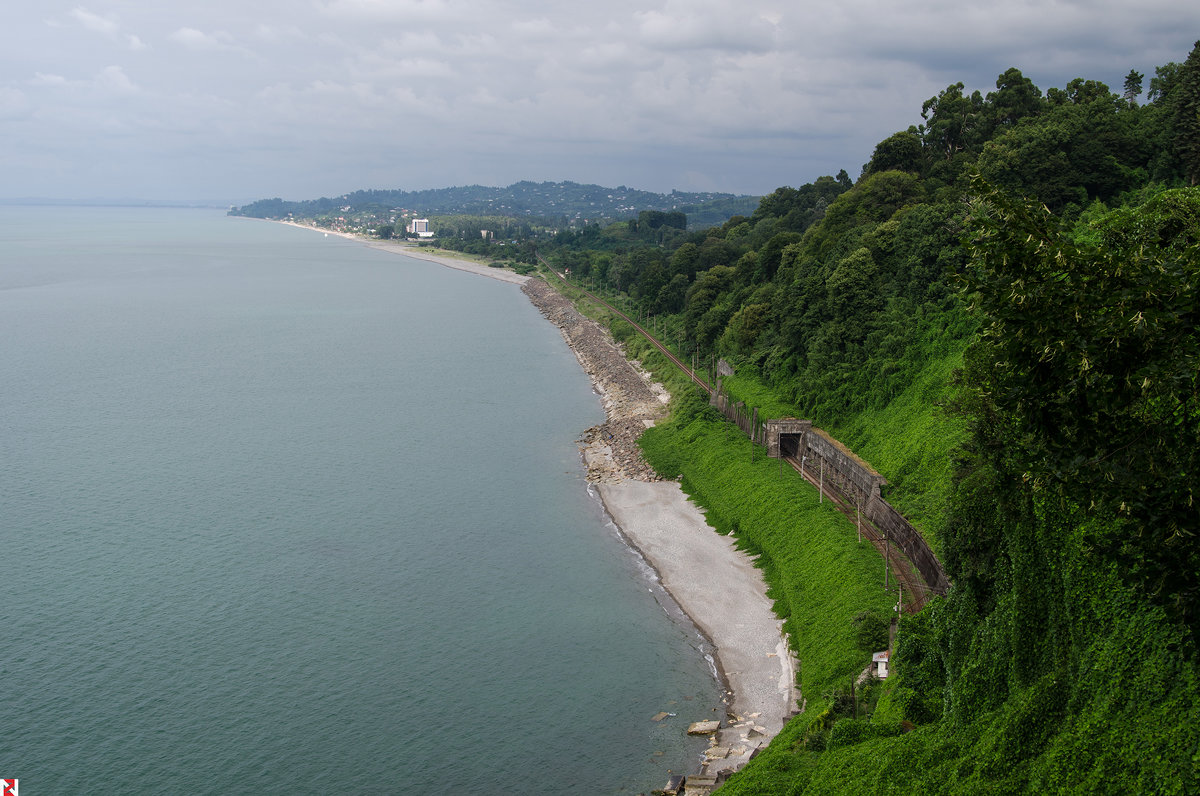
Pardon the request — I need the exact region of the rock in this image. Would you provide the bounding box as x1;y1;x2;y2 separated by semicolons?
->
687;720;721;735
523;279;669;484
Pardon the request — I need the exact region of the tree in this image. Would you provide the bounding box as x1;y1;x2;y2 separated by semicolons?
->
852;610;890;653
1123;69;1144;103
1148;62;1182;103
920;82;988;160
976;81;1144;211
1173;41;1200;185
988;67;1043;127
865;130;924;175
826;247;880;318
683;265;736;337
758;231;803;280
656;273;689;314
669;242;700;279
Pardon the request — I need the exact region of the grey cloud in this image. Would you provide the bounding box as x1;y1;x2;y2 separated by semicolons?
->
3;0;1198;202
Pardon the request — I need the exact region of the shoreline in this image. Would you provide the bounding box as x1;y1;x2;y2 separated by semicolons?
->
521;278;799;785
269;220;798;786
258;219;531;285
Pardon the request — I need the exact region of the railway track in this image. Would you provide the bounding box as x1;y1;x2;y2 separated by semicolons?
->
544;265;713;395
543;261;932;612
780;453;932;614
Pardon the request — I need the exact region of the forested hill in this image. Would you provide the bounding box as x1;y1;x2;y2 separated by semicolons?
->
229;180;760;229
540;42;1200;794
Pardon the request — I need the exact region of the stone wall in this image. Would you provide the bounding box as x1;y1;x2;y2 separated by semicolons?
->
763;417;950;597
798;427;887;506
866;498;952;595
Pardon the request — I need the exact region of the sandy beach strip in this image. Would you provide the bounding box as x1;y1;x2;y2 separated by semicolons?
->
258;219;531;285
363;240;531;285
600;481;797;775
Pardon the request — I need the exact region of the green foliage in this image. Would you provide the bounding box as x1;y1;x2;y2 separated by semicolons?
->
550;46;1200;794
865;131;924;176
1173;41;1200;185
920;82;989;163
852;610;890;654
675;52;1198;793
963;180;1200;626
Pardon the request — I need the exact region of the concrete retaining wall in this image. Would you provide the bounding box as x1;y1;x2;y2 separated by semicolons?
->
756;415;950;597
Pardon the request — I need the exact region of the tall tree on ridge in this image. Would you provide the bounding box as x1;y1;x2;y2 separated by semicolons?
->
1123;69;1145;103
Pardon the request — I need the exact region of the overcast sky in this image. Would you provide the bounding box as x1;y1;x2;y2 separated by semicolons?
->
3;1;1197;203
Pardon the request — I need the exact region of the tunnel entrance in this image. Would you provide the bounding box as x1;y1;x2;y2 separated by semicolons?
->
766;418;811;459
779;433;801;459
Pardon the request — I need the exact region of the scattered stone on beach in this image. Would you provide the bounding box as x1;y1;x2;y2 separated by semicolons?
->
659;773;686;795
687;720;721;736
523;278;668;485
651;711;673;722
682;774;719;795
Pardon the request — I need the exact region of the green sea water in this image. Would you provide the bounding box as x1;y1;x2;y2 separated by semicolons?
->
0;207;720;794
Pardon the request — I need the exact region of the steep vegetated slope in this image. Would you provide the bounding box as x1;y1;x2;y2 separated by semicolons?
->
546;43;1200;793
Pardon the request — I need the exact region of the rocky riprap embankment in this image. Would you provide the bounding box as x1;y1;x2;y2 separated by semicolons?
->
522;278;669;483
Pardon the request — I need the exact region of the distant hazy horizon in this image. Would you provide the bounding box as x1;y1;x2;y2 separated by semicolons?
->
4;2;1198;203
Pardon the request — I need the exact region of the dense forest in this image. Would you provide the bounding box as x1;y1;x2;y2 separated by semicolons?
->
545;44;1200;793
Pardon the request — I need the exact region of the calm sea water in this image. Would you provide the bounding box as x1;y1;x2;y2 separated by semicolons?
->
0;207;720;794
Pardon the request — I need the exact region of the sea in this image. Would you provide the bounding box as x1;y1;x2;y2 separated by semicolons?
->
0;206;721;794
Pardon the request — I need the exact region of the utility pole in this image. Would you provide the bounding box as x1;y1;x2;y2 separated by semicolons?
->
819;459;824;504
885;525;890;590
857;499;861;543
751;408;758;463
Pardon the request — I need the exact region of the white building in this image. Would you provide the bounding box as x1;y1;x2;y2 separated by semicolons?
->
406;218;434;238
